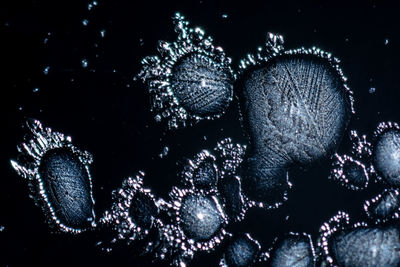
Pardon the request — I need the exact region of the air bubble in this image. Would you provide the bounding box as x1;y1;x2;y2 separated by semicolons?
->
43;66;50;75
81;59;88;68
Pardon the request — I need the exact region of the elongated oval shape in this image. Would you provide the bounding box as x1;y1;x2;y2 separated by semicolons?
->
39;148;94;229
364;189;400;222
328;225;400;267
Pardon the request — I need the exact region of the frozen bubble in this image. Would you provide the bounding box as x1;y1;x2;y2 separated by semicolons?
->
138;13;234;129
82;19;89;26
100;29;106;38
220;233;261;267
237;38;353;206
328;225;400;267
330;154;369;190
364;189;400;223
372;122;400;186
369;87;376;94
179;194;224;241
129;191;159;229
268;233;316;267
222;14;228;19
171;53;233;117
33;87;40;93
10;120;95;233
39;148;95;228
218;175;246;222
192;159;218;188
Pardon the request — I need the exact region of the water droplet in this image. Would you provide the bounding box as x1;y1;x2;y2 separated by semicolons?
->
43;66;50;75
81;59;88;68
220;233;261;267
82;19;89;26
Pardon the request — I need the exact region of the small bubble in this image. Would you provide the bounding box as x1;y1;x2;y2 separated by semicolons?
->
88;1;98;10
18;106;23;111
4;22;9;27
0;225;4;232
100;29;106;38
81;59;88;68
82;19;89;26
43;38;49;44
33;88;40;93
139;38;144;46
369;87;376;94
43;66;50;75
221;14;228;19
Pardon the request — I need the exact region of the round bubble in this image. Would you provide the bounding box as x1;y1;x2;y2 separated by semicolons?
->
342;160;368;188
373;129;400;186
171;53;233;116
179;194;224;241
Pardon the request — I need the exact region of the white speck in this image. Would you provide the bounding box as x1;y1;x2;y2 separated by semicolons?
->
100;29;106;38
139;38;144;46
0;225;4;232
33;87;40;93
88;1;98;10
197;213;204;220
201;79;206;87
43;66;50;75
384;38;389;45
82;19;89;26
43;38;49;44
222;14;228;19
81;59;88;68
369;87;376;94
18;106;23;111
159;146;169;158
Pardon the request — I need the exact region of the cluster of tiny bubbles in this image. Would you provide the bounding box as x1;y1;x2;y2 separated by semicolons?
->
267;232;316;267
329;154;369;190
98;172;163;250
137;12;235;129
235;32;354;209
219;233;262;267
371;121;400;186
10;119;96;234
363;188;400;223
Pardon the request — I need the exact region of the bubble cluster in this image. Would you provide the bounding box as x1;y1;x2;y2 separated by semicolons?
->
137;13;234;129
10;120;96;233
99;172;162;245
237;33;353;207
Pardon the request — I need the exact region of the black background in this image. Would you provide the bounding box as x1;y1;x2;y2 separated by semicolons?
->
1;0;400;266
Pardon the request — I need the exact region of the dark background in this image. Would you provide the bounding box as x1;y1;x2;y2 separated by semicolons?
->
1;0;400;266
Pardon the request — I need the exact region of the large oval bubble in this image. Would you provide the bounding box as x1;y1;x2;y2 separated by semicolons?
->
237;39;352;205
